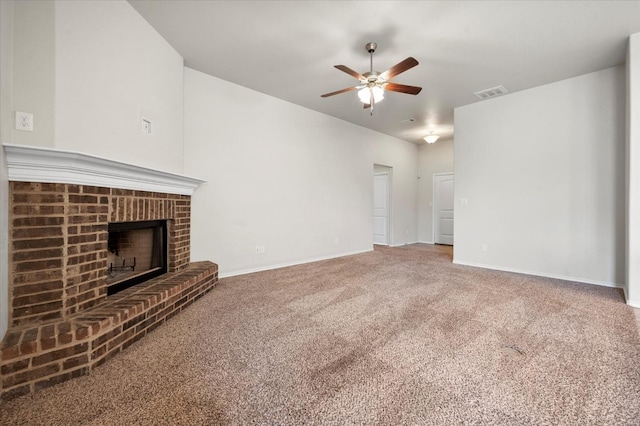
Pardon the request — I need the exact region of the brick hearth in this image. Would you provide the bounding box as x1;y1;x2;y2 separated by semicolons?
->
1;177;217;401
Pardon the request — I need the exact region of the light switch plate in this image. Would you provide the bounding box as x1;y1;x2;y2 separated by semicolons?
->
142;117;152;135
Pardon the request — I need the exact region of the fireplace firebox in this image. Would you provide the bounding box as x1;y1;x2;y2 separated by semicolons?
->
106;220;168;295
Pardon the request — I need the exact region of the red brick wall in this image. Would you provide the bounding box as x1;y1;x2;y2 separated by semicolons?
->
9;182;192;327
65;185;109;318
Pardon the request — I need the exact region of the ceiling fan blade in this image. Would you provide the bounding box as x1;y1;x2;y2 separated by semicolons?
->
363;103;371;109
384;82;422;95
334;65;365;81
380;57;419;80
321;86;357;98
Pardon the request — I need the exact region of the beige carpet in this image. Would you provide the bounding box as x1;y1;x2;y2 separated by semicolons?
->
2;244;639;425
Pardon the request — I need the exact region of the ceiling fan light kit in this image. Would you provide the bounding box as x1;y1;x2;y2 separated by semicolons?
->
321;42;422;115
358;86;384;103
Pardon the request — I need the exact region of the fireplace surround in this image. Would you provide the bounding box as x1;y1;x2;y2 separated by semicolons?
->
0;145;218;401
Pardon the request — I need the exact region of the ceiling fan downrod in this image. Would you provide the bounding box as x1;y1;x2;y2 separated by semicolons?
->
366;42;377;74
366;42;377;116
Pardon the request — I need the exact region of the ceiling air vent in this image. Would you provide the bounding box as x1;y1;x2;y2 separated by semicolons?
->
474;85;508;100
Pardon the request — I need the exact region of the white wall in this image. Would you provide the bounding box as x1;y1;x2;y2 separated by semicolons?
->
627;33;640;307
53;1;184;174
417;139;454;243
184;67;418;276
12;0;55;148
9;0;184;173
0;0;14;339
454;66;626;287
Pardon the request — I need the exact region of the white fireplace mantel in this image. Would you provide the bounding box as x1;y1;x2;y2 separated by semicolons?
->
3;144;205;196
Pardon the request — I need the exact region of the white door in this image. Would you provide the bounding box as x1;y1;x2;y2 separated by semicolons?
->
373;172;389;245
434;174;454;245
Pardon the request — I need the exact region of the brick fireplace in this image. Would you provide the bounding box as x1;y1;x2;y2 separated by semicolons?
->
1;145;218;401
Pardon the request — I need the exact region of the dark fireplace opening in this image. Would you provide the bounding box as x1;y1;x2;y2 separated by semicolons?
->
106;220;167;296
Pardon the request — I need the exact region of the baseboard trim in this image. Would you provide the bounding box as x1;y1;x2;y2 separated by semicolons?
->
418;240;435;245
219;248;374;278
390;241;419;248
451;259;623;289
627;300;640;309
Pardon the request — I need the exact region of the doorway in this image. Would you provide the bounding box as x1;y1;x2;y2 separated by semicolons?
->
433;173;454;245
373;166;390;245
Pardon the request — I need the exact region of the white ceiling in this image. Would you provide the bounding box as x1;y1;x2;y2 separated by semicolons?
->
128;1;640;144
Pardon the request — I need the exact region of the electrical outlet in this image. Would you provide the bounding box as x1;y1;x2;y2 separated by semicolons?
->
15;111;33;131
255;245;266;254
481;243;488;252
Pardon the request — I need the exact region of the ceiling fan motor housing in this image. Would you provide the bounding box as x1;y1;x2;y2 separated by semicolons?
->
363;71;381;81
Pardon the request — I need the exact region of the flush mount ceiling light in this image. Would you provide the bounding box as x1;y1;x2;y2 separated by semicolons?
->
423;131;439;144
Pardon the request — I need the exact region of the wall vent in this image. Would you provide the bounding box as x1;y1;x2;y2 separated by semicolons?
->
474;85;508;100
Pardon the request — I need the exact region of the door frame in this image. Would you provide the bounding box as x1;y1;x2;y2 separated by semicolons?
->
373;165;392;246
432;172;454;244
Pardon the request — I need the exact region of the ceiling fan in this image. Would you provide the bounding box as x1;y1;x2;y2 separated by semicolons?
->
321;42;422;115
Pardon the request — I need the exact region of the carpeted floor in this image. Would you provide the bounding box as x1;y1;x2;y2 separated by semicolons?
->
2;244;639;425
